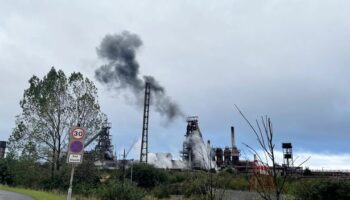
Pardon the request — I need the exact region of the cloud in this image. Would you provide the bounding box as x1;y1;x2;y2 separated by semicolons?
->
0;0;350;165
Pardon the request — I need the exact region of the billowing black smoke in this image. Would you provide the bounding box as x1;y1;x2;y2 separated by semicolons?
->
95;31;183;121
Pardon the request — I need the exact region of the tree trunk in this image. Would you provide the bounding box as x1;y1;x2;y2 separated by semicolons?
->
51;147;56;178
56;136;61;171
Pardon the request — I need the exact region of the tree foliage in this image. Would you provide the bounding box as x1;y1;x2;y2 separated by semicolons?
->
8;67;106;175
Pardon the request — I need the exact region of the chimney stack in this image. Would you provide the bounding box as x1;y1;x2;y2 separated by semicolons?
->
231;126;236;148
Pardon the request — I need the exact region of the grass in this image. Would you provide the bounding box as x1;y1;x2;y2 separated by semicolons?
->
0;185;67;200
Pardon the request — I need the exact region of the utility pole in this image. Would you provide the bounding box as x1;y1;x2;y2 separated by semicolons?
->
67;165;75;200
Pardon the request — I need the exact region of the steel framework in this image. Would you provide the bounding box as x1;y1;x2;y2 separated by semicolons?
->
140;82;151;163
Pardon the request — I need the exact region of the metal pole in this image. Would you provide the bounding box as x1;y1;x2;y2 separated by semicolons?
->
67;165;75;200
130;161;133;182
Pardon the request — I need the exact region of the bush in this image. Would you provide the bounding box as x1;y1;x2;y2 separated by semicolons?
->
167;171;187;183
128;164;168;188
151;185;170;198
97;180;145;200
226;176;250;190
292;179;350;200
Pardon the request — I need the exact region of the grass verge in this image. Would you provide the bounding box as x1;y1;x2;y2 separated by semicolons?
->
0;185;66;200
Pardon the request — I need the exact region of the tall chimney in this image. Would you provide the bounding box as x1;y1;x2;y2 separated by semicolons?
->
231;126;236;148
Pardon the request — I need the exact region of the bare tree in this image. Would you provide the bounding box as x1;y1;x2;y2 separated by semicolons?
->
235;105;310;200
235;105;286;200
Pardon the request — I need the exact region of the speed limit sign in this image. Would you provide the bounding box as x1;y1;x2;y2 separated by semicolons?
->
70;127;85;139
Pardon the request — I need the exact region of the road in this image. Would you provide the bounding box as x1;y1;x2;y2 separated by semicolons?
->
0;190;33;200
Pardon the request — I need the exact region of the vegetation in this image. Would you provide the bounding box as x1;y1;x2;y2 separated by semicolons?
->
2;155;350;199
0;154;252;199
8;67;106;177
290;179;350;200
3;69;349;199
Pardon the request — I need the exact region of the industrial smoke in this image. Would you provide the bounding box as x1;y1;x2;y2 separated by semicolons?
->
95;31;183;121
186;130;215;169
148;153;186;169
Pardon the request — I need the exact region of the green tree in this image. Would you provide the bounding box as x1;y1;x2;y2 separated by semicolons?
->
8;67;106;176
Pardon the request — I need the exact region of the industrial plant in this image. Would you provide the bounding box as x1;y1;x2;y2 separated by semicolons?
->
24;82;324;178
1;81;347;179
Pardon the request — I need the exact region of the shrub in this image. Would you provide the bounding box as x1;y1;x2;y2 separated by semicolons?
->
167;171;187;183
151;185;170;198
97;180;145;200
128;164;168;188
292;179;350;200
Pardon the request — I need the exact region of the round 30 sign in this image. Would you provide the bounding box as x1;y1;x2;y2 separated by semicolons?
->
70;127;85;139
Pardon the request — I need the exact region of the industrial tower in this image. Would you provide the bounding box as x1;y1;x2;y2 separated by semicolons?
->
282;143;293;167
94;123;114;161
140;82;151;163
181;116;205;169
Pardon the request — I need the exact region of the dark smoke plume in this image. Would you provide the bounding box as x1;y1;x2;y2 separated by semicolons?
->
95;31;183;121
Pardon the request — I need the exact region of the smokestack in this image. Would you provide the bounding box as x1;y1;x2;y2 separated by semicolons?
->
231;126;236;148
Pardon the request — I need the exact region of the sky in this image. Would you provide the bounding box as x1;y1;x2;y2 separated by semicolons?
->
1;0;350;170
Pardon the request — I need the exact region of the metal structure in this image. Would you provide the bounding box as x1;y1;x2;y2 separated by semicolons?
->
181;116;209;169
0;141;6;159
185;116;200;137
181;116;200;163
212;126;241;168
140;82;151;163
95;123;113;161
250;155;274;192
215;148;224;167
282;143;293;167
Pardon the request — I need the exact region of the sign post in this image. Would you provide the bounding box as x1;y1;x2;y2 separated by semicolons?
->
66;126;86;200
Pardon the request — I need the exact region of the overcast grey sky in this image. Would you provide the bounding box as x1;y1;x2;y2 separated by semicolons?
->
1;0;350;169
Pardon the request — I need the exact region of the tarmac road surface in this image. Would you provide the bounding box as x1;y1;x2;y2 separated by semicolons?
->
0;190;33;200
